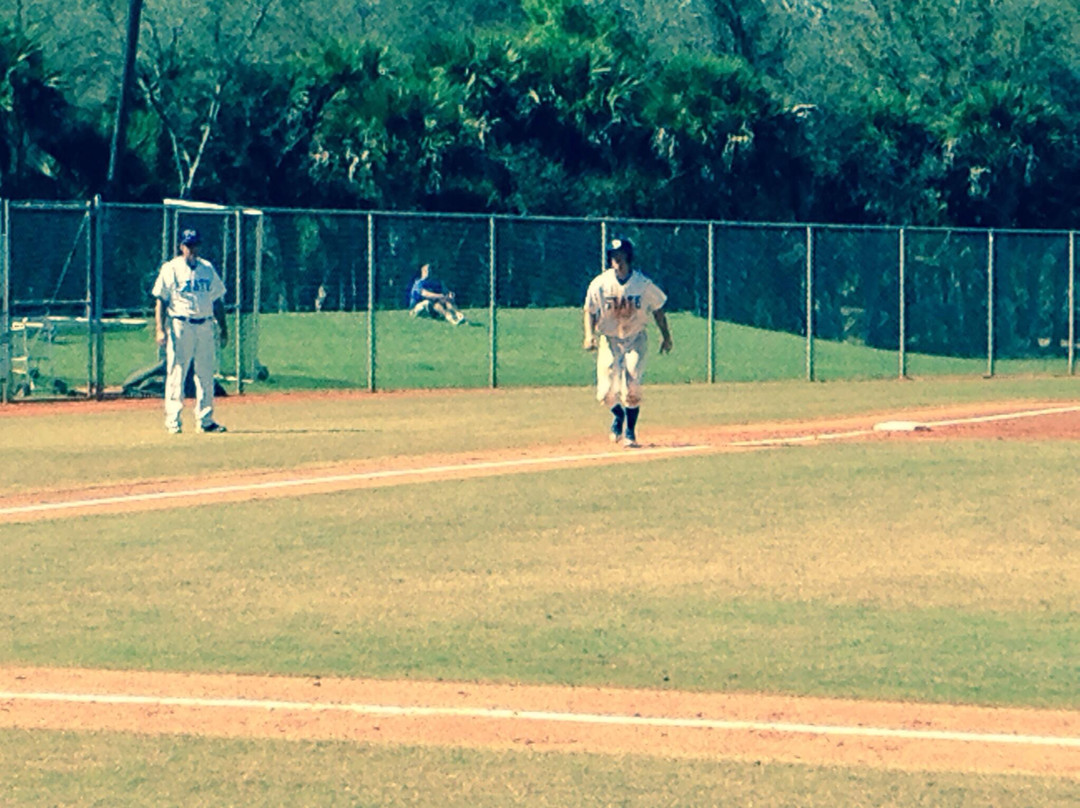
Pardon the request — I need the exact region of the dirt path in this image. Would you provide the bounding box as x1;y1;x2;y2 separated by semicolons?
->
3;398;1079;775
1;666;1077;777
4;399;1079;524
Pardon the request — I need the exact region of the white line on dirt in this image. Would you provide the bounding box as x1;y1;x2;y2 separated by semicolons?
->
916;404;1080;427
0;444;712;517
731;429;873;447
730;404;1080;448
2;691;1078;749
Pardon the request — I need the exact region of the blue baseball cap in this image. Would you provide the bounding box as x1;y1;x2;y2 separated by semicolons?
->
179;228;201;246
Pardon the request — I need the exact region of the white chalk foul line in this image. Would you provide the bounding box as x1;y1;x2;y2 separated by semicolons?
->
0;444;712;517
2;690;1078;749
731;404;1080;448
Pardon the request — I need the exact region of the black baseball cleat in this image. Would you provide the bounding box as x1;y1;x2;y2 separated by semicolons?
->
609;415;624;443
623;431;639;448
199;421;227;433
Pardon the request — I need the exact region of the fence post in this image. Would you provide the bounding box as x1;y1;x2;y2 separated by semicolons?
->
898;227;906;379
251;210;263;387
0;199;8;403
161;205;171;263
805;225;815;381
233;208;243;395
91;197;104;399
488;216;498;389
367;213;376;393
707;223;715;384
1069;231;1076;376
986;230;995;378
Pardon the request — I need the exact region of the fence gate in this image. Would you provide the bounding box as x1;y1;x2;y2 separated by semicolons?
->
1;202;94;399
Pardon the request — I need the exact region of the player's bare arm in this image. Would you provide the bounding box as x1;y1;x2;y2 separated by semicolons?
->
583;308;598;350
154;299;167;347
654;309;672;353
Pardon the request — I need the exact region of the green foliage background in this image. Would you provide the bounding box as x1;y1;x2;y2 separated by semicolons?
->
2;0;1079;228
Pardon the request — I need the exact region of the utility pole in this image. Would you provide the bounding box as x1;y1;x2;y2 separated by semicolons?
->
105;0;145;200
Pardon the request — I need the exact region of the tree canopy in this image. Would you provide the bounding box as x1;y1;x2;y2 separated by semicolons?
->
1;0;1078;228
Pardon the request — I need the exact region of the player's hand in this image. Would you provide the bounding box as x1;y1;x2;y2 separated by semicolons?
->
660;336;673;354
155;328;166;347
583;335;597;351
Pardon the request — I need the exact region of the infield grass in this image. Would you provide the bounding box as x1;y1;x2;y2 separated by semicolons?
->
3;729;1074;808
3;429;1077;706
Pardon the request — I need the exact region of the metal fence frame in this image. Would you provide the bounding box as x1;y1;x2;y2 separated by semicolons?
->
0;200;1077;402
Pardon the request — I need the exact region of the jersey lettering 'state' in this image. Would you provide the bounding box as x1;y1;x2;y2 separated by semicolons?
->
584;269;667;340
152;256;227;320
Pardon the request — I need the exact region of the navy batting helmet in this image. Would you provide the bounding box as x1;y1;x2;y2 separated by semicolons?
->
607;236;634;263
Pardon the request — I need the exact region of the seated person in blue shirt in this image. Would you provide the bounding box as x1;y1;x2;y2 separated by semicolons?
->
408;263;466;325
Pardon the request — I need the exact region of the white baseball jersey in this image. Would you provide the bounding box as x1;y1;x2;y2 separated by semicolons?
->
584;268;667;339
152;255;226;318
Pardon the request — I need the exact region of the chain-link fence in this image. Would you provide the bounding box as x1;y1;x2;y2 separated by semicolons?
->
1;200;1076;401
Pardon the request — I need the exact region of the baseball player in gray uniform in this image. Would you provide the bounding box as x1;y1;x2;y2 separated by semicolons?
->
583;236;672;447
152;228;228;434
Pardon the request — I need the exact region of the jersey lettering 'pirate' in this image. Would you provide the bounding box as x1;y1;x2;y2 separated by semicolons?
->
583;237;673;448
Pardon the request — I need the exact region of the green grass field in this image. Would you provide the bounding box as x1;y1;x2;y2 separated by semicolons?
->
18;308;1076;396
6;730;1075;807
2;379;1078;805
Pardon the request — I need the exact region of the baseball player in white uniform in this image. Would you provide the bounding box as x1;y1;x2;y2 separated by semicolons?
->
152;228;228;434
583;236;672;447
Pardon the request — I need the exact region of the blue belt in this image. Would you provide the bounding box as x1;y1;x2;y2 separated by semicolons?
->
174;316;208;324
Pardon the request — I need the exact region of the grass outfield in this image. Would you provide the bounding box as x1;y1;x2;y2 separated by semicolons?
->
30;308;1077;394
2;379;1078;804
